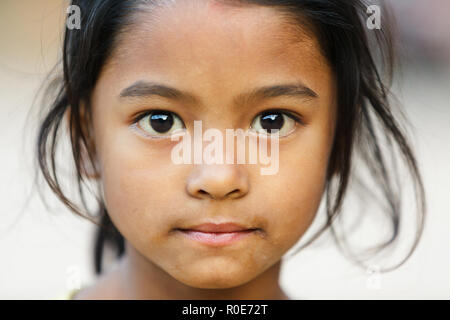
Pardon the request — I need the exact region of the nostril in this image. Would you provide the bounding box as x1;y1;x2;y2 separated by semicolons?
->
226;189;243;199
196;188;242;200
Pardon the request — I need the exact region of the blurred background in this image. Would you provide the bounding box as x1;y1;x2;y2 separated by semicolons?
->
0;0;449;299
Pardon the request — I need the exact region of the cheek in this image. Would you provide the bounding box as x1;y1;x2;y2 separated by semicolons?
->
259;126;332;250
96;126;183;245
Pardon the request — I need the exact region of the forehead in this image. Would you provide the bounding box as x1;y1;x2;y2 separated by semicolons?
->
109;1;326;65
100;0;331;98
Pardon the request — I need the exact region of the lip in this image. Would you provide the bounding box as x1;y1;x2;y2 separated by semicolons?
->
175;223;260;246
180;222;255;233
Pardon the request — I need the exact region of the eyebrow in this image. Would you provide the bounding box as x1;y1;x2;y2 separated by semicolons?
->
119;80;318;107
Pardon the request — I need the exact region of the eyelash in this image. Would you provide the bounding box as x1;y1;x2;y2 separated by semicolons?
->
261;108;304;125
130;108;305;138
132;109;304;124
131;109;180;124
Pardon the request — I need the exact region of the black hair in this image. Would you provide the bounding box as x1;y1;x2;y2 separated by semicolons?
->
35;0;426;275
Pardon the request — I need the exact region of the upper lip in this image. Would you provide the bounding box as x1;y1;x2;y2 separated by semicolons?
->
177;223;257;233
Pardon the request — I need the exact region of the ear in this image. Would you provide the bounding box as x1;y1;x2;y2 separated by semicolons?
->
65;103;101;180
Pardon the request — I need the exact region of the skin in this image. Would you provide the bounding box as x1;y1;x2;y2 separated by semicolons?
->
75;0;337;299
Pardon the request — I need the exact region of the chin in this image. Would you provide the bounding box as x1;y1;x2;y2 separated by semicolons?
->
170;262;257;289
179;275;252;290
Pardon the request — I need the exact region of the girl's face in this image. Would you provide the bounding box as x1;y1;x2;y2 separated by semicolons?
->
90;1;336;288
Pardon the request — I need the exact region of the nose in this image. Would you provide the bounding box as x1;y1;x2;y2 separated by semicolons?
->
186;163;249;200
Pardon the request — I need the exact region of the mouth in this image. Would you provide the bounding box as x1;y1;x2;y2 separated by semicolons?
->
174;223;261;246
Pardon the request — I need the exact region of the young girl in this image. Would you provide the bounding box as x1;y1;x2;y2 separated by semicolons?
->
37;0;426;300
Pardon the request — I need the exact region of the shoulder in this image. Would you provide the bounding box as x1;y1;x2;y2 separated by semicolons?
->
52;287;84;300
72;267;124;300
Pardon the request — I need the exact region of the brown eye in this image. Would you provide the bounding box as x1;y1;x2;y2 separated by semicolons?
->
136;110;185;137
250;110;300;137
260;112;284;132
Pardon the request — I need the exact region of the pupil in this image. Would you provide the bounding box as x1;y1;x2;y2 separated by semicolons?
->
260;112;284;133
150;112;174;133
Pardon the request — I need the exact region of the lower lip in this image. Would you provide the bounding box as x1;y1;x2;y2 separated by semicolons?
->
177;229;257;246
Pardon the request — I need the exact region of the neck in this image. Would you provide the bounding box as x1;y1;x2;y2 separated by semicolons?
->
113;242;289;300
